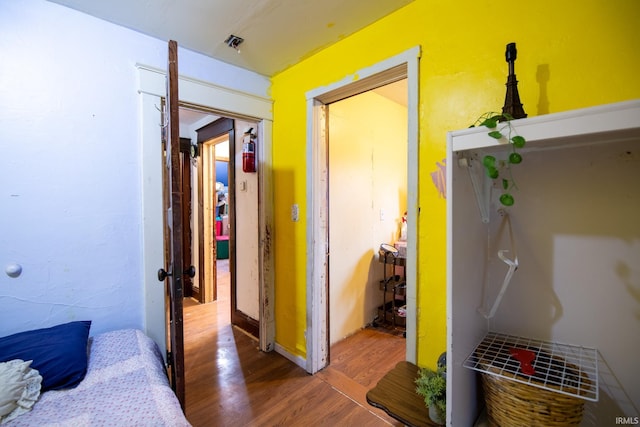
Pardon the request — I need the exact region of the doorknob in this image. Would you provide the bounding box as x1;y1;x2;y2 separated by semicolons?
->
158;266;196;281
157;268;172;281
184;265;196;278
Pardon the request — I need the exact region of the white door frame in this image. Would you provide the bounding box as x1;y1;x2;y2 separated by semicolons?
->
305;46;421;373
137;65;275;357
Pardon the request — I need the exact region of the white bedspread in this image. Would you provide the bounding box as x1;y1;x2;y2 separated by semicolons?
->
8;329;191;427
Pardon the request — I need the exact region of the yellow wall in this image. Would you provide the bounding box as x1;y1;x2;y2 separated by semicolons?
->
270;0;640;367
329;90;408;344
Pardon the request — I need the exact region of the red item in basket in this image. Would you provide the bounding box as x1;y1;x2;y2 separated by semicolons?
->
509;348;536;376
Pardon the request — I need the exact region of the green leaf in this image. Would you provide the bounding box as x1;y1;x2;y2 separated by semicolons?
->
502;113;515;121
482;155;496;167
500;193;515;206
488;131;503;139
480;118;498;129
509;152;522;164
486;166;499;179
502;179;509;190
511;135;526;148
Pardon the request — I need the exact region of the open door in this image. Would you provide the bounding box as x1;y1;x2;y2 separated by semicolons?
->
157;40;191;409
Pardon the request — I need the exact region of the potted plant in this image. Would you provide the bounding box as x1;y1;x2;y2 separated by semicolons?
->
415;365;446;425
470;112;527;207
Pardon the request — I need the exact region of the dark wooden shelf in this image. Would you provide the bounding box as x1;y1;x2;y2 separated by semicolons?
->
366;361;438;426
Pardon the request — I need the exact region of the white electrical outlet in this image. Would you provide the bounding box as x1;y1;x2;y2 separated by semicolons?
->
291;204;299;222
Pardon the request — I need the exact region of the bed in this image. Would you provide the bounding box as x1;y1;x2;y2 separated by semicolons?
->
0;322;191;426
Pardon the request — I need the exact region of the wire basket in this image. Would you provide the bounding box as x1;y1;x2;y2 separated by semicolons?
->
464;332;597;426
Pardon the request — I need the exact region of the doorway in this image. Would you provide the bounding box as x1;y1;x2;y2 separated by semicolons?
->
305;47;420;373
193;115;261;338
177;109;222;303
200;132;230;305
327;79;408;347
138;64;275;357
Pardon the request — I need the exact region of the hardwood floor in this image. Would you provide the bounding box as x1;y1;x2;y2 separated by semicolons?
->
183;260;406;426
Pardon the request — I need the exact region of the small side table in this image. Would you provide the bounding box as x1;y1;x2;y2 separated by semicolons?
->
366;361;438;427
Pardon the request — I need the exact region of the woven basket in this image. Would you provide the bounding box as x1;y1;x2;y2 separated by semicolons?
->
480;357;590;427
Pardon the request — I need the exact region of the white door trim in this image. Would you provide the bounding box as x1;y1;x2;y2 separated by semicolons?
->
305;46;421;373
137;64;275;357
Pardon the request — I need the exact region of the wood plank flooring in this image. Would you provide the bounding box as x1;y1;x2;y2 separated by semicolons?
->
183;260;406;426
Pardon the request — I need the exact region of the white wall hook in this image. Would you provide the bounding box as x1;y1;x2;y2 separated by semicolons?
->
5;263;22;278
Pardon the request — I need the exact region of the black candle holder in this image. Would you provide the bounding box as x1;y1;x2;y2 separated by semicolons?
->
502;42;527;119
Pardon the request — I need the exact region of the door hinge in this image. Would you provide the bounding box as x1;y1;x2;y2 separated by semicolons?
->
166;350;173;368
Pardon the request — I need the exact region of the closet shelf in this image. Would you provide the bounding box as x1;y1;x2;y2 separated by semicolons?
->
463;331;598;402
451;99;640;224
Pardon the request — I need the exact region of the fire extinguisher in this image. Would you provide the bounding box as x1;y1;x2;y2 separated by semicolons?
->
242;128;257;173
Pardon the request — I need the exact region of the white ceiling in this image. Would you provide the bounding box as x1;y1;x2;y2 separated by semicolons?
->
47;0;414;77
46;0;410;126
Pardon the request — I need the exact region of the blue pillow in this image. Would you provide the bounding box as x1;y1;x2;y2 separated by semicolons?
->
0;321;91;391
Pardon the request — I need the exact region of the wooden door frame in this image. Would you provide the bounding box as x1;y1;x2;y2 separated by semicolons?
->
138;65;275;358
179;137;195;300
304;47;421;373
197;120;234;305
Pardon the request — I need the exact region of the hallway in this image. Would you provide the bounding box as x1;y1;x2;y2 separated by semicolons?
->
183;260;405;426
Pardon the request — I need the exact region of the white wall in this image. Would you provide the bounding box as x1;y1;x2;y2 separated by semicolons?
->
328;90;407;344
0;0;269;338
234;120;260;320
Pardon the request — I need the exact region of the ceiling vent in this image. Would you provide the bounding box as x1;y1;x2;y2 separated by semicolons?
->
224;35;244;51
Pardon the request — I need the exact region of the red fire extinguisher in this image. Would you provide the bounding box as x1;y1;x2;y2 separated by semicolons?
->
242;128;256;173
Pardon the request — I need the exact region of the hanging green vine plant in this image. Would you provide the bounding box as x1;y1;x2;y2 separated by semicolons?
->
470;112;526;206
